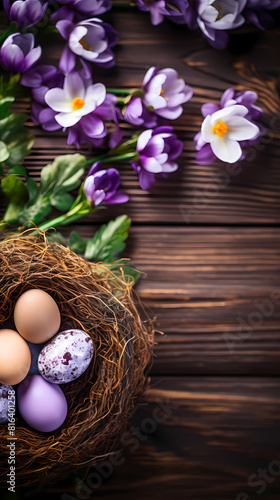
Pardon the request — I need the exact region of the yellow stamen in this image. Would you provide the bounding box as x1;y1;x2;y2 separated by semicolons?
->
72;98;85;111
213;121;228;137
79;37;92;51
160;89;169;101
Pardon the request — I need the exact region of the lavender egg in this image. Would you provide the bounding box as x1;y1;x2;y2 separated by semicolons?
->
38;329;94;384
0;384;13;424
17;375;67;432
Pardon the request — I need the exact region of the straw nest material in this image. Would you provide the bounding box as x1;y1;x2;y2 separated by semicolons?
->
0;230;154;487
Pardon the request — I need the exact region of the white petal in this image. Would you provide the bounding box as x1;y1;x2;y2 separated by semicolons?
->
227;116;260;141
85;83;106;106
45;88;72;112
211;135;242;163
137;129;153;151
210;105;248;126
64;72;85;100
201;115;216;142
55;111;81;127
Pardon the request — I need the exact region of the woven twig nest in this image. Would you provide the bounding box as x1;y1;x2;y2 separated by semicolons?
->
0;230;154;487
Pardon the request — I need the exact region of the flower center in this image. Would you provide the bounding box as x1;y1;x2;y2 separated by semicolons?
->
72;98;85;111
160;89;169;101
79;36;93;51
213;121;228;137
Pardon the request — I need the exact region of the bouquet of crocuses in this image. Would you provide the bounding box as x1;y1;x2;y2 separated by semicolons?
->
0;0;266;272
0;0;194;273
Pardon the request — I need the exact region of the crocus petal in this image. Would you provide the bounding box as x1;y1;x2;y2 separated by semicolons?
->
56;20;74;40
64;72;85;100
85;83;106;106
201;103;220;117
137;129;153;151
196;144;217;165
141;156;163;173
139;169;155;190
0;44;23;70
201;114;216;142
105;190;129;204
211;135;242;163
55;111;81;127
45;88;72;112
23;46;42;71
59;45;76;75
227;116;260;140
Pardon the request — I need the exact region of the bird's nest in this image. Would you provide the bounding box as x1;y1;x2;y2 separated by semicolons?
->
0;230;154;487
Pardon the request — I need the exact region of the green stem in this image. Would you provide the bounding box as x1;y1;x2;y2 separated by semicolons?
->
106;88;132;96
36;202;92;232
86;152;137;166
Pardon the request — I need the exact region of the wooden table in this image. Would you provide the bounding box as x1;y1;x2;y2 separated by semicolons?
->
3;5;280;500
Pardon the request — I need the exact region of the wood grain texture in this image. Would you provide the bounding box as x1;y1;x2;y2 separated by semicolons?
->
2;12;280;225
19;377;280;500
1;6;280;500
58;225;280;376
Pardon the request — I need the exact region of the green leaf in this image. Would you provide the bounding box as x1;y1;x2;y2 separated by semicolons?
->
8;165;29;178
50;192;74;211
26;177;39;205
0;113;27;135
0;97;14;118
0;141;9;162
69;231;87;254
5;133;35;167
17;198;52;226
84;215;131;262
1;175;29;223
40;154;86;197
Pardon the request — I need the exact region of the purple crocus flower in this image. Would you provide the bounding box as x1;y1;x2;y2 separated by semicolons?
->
132;126;183;190
20;64;65;131
4;0;48;28
194;88;264;165
244;0;280;29
56;17;118;75
193;0;247;49
135;0;189;25
124;66;193;127
51;0;112;22
0;33;41;73
84;162;129;206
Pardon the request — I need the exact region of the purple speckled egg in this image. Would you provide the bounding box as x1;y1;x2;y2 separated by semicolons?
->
17;375;67;432
38;329;94;384
0;384;13;424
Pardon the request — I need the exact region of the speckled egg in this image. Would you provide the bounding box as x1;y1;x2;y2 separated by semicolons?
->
0;384;13;424
38;329;94;384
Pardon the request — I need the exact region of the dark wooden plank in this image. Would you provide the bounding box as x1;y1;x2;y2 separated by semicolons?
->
54;225;280;376
20;376;280;500
2;13;280;225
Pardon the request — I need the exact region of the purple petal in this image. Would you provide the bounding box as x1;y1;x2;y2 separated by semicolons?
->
56;20;74;40
195;144;216;165
0;44;23;71
59;45;76;74
201;102;220;117
138;169;155;190
22;45;42;71
105;190;129;204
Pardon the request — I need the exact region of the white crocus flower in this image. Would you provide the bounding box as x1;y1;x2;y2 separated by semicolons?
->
201;104;260;163
45;72;106;128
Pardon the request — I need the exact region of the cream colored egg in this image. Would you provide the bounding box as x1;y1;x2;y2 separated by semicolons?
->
14;289;61;344
0;329;31;385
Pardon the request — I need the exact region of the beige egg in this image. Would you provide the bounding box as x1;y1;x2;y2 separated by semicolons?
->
14;289;61;344
0;329;31;385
